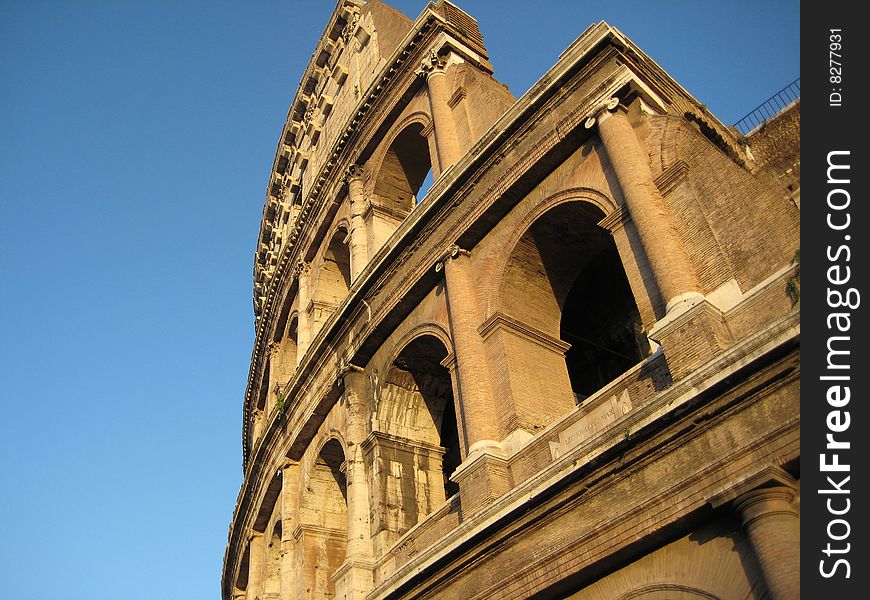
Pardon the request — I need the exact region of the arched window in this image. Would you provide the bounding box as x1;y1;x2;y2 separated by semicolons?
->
375;333;461;541
373;123;434;214
501;201;648;405
299;439;347;598
263;521;281;597
272;293;299;379
318;227;352;307
250;358;270;445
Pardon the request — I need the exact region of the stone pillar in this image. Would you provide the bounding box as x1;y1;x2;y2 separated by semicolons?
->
295;261;312;365
418;51;462;172
345;166;369;281
251;409;266;448
598;206;664;330
247;532;265;600
437;245;511;517
267;342;281;415
591;102;701;315
437;245;498;452
343;369;373;559
335;367;375;599
734;486;800;600
280;462;300;599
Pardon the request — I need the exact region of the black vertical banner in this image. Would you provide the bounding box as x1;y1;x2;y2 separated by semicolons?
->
802;2;869;596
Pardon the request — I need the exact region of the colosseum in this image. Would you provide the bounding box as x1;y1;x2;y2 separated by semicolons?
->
222;1;801;598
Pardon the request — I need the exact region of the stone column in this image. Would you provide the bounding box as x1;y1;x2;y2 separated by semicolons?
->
267;342;281;415
295;261;312;365
437;245;499;452
734;486;800;600
418;50;462;172
591;102;701;315
437;245;511;516
345;166;369;281
335;367;375;598
247;532;265;600
251;409;266;448
343;368;373;558
280;462;300;599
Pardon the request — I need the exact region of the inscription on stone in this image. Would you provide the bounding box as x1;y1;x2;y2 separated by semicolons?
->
549;389;632;460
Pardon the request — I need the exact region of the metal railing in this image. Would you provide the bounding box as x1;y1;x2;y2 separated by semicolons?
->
733;77;800;135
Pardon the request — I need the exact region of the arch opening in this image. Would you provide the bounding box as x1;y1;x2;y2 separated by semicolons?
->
300;438;348;598
310;439;348;528
381;334;460;515
319;227;352;308
272;292;300;380
502;201;648;404
373;123;434;214
263;523;281;597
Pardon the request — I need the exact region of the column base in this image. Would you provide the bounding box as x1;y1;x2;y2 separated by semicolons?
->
648;298;732;380
711;468;800;600
451;444;511;519
332;557;375;600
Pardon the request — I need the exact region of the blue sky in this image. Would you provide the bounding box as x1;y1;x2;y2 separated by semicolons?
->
0;1;797;598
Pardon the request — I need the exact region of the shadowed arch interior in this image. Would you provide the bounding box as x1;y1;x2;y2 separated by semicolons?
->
502;201;648;402
272;298;299;382
381;334;460;505
319;226;352;307
263;522;281;597
299;438;348;598
373;123;433;214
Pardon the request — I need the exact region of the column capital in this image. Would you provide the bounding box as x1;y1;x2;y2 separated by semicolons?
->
435;243;470;272
719;468;800;600
292;260;310;278
583;97;621;129
341;11;360;43
338;361;365;379
345;164;365;183
734;486;799;529
247;530;264;542
415;49;449;79
277;182;290;202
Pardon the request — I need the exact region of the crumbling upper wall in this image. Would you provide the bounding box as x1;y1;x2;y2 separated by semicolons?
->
747;102;800;205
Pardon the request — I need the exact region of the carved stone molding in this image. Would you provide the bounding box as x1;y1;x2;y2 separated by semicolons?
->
414;49;448;79
345;163;365;183
654;160;690;195
434;243;469;272
597;204;630;233
292;260;310;279
447;87;467;109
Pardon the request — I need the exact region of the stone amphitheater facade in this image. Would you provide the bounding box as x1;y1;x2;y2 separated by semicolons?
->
222;2;801;598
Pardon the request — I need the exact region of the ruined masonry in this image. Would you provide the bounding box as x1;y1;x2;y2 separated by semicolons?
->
223;1;801;598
